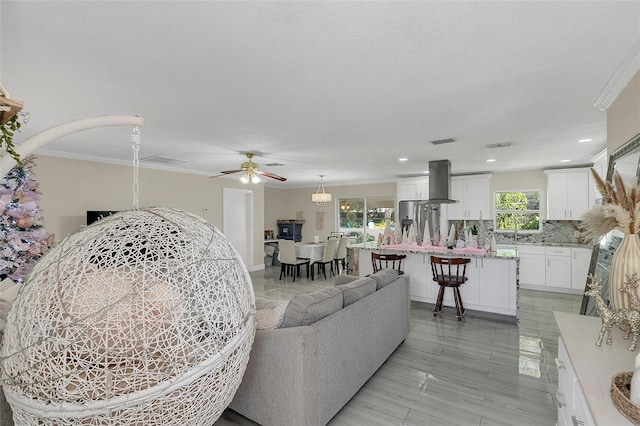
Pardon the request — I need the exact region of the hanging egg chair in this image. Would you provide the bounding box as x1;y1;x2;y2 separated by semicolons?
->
1;207;255;425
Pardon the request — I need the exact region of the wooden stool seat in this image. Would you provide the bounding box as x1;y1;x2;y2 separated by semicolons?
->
430;256;470;321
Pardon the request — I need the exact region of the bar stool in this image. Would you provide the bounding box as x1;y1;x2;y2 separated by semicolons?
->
430;256;470;321
371;252;406;275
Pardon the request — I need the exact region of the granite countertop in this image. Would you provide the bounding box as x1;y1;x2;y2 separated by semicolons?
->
354;244;518;260
498;242;593;248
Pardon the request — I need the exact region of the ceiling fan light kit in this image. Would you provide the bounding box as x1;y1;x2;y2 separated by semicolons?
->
214;152;286;183
312;175;332;205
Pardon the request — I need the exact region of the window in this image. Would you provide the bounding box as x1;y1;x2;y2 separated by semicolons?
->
495;191;541;233
338;196;395;247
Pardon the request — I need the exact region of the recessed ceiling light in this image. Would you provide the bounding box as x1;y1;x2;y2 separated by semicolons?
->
560;159;571;163
486;159;497;163
578;138;592;143
423;170;429;174
398;158;408;162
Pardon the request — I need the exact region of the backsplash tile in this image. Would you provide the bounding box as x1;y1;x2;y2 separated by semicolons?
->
460;220;584;245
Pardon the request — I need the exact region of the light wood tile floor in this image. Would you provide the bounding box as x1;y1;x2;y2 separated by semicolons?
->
215;266;583;426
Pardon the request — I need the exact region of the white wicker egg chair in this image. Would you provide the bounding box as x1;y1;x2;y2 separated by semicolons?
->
0;207;255;425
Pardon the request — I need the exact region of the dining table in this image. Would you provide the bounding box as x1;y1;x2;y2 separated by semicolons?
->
294;242;326;263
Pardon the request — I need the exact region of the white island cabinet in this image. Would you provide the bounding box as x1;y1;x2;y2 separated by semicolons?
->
357;247;517;320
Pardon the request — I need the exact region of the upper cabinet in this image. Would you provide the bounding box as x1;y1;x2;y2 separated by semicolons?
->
545;168;590;220
448;175;492;220
397;177;429;201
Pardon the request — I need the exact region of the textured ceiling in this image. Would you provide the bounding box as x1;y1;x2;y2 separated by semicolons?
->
1;1;639;188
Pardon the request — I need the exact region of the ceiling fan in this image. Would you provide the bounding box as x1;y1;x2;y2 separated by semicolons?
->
213;152;287;183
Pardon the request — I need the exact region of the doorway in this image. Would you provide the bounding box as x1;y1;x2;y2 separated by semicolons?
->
223;188;254;270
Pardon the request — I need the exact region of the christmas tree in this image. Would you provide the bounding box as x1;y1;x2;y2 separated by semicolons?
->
0;156;54;282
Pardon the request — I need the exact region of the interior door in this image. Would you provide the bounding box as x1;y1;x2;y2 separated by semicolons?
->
223;188;253;269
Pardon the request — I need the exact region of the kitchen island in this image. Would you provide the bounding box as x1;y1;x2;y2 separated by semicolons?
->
354;245;519;322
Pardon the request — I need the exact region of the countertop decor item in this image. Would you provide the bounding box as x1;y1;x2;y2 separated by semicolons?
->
585;274;640;351
582;168;640;309
0;207;255;425
612;371;640;424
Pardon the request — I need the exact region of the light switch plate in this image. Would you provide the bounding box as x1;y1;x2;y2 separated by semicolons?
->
574;230;580;237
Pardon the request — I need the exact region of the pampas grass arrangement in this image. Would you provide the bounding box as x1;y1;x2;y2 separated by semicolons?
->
581;168;640;243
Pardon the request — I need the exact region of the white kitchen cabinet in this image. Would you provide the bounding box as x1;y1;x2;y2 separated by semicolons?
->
571;247;593;290
397;177;429;201
447;174;492;220
545;246;572;289
518;245;546;287
545;168;590;220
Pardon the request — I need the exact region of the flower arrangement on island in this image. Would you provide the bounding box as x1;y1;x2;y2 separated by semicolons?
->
580;168;640;243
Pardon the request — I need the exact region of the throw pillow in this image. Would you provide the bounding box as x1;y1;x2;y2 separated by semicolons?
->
371;268;399;290
280;287;343;328
255;298;288;330
336;277;376;307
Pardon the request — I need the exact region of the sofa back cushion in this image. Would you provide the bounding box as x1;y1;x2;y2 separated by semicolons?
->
280;287;344;328
333;274;360;286
371;268;400;290
336;277;376;307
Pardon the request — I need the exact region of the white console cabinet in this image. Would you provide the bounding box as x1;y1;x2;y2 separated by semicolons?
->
447;175;491;220
555;312;635;425
545;168;590;220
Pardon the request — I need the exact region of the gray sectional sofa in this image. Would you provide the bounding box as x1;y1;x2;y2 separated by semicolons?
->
229;269;410;426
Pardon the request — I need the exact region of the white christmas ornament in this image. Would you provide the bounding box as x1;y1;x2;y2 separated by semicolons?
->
0;207;255;425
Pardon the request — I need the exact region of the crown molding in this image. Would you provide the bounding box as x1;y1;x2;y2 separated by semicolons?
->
593;38;640;110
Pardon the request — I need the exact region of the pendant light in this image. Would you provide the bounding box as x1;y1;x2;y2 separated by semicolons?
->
312;175;332;205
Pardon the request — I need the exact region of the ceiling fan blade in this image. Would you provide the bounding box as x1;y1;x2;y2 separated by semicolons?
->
209;169;243;178
256;170;287;182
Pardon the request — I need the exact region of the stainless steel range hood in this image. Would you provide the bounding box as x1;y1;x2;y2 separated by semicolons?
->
427;159;458;203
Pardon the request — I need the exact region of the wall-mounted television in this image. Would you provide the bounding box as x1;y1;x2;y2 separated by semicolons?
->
86;210;119;225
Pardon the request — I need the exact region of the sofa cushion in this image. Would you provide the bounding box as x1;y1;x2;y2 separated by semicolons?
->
371;268;400;290
336;277;376;307
333;274;361;286
280;287;343;328
255;298;288;330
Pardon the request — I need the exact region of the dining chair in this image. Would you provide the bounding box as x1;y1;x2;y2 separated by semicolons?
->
333;237;349;274
313;237;339;280
371;252;406;275
278;239;309;282
430;255;471;321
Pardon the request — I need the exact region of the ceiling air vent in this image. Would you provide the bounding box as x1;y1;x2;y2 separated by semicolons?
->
486;142;513;148
141;155;188;165
264;163;284;167
430;138;457;145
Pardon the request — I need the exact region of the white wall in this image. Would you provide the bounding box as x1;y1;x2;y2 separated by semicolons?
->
33;155;265;270
608;70;640;153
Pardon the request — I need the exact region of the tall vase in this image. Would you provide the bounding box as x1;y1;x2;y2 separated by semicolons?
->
610;233;640;309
